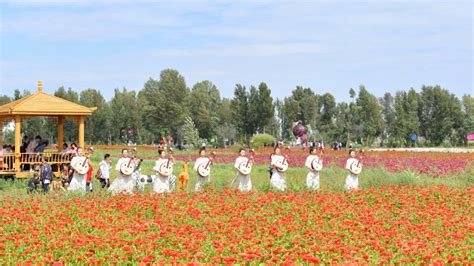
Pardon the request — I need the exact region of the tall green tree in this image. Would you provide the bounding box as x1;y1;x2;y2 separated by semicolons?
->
109;88;142;144
217;98;233;125
290;86;319;127
460;95;474;145
231;84;251;143
216;123;237;147
393;91;407;145
139;78;160;140
54;87;79;143
279;98;300;139
187;80;221;139
392;90;420;146
79;89;112;145
334;102;353;146
355;86;384;145
179;115;201;148
241;82;275;138
319;93;337;140
419;85;463;145
256;82;274;133
247;85;259;135
0;95;11;105
404;88;420;136
279;86;319;140
380;92;396;145
140;69;189;140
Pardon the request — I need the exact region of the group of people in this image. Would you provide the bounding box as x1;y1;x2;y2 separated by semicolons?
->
22;135;48;154
268;146;362;192
28;146;96;193
1;135;49;172
27;142;363;194
155;144;363;193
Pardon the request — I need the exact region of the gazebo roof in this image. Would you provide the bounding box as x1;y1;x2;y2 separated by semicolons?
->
0;81;96;117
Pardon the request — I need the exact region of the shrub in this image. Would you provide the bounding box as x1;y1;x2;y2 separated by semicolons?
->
250;134;276;148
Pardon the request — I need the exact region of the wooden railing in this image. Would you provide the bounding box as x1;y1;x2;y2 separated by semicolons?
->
0;153;15;173
0;152;76;176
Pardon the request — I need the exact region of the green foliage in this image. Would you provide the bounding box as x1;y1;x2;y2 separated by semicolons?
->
79;89;112;145
419;85;464;146
255;82;275;134
380;92;395;145
180;116;201;148
216;123;237;147
0;95;11;105
250;133;276;148
54;87;79;143
318;93;337;140
1;69;472;148
279;86;318;140
356;86;384;146
217;98;233;125
109;88;142;144
231;83;275;142
187;80;221;139
333;102;352;145
140;69;189;141
461;95;474;145
231;84;251;142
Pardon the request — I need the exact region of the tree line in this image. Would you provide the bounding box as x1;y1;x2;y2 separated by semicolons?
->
1;69;473;147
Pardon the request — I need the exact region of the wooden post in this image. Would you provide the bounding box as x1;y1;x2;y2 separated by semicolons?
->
14;115;21;172
0;118;3;152
58;116;64;152
78;116;84;148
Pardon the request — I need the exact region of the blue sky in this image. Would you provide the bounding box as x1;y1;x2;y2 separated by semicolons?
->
0;0;472;102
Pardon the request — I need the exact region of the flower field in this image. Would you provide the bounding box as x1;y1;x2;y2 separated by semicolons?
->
1;148;473;264
100;146;473;177
1;186;473;264
171;149;472;178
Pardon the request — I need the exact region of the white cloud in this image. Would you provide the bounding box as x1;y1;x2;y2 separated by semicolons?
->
1;6;186;40
1;0;471;101
151;43;322;57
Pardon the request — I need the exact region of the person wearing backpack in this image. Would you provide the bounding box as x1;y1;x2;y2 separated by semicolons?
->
97;154;111;189
40;156;53;193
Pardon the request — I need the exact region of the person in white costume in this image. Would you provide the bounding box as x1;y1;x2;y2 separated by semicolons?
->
270;146;288;191
153;149;175;193
345;149;361;191
194;148;212;191
233;148;252;192
68;147;88;192
109;149;136;194
305;146;321;191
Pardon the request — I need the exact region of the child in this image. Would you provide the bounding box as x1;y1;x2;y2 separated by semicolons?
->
85;160;93;192
61;164;73;189
27;173;41;194
98;154;112;189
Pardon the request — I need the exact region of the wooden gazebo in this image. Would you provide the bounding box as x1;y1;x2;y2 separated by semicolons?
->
0;81;96;178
